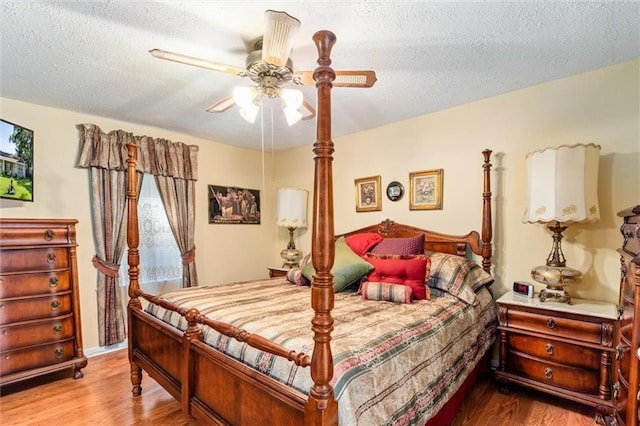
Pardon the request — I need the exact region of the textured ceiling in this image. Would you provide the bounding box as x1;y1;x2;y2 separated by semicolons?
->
1;1;638;151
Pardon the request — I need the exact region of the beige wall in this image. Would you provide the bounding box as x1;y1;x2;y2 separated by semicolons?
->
0;98;277;351
275;59;640;303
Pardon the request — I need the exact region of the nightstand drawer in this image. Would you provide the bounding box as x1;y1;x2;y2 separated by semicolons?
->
509;333;600;370
509;352;600;395
507;309;603;345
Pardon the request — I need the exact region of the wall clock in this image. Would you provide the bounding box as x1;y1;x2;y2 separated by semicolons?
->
386;181;404;201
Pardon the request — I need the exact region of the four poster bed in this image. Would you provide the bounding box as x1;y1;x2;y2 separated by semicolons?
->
126;31;496;425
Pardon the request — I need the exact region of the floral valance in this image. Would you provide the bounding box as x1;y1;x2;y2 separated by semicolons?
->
77;124;198;180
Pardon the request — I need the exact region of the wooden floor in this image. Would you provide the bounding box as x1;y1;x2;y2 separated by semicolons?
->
0;348;597;425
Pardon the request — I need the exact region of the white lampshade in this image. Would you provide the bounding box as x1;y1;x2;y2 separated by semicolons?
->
523;143;600;224
276;188;308;229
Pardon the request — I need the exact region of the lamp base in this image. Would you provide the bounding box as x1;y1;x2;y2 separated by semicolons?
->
281;248;302;269
531;264;582;305
539;288;572;305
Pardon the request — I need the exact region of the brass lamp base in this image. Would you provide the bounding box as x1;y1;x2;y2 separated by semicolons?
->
531;264;582;305
280;226;302;268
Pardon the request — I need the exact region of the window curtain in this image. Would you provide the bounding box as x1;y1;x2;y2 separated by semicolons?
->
77;124;198;346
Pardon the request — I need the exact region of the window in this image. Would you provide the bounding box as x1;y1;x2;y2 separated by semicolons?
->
119;175;181;294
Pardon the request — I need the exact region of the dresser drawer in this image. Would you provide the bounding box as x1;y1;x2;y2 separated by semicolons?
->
0;314;74;351
0;270;70;298
508;351;600;395
0;248;69;273
0;338;75;376
0;224;71;247
0;293;72;323
507;308;604;345
509;333;601;370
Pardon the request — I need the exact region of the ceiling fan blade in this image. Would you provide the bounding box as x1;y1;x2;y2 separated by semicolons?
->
261;10;300;67
206;95;235;113
299;100;316;120
150;49;247;77
292;70;378;88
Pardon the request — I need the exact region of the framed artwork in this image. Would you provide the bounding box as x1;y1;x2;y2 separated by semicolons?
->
386;181;404;201
208;185;261;224
0;119;34;202
354;175;381;212
409;169;443;210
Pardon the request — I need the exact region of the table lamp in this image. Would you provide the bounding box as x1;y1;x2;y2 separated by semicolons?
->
276;187;308;268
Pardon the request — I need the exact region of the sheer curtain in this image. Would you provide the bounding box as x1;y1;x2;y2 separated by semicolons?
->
118;175;181;295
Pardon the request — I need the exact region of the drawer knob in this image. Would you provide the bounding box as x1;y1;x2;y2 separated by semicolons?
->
546;318;556;329
4;354;9;360
51;300;60;310
1;329;7;336
49;276;59;287
544;368;553;379
54;347;64;359
47;252;56;263
44;229;54;241
616;343;624;360
545;343;554;355
53;324;62;334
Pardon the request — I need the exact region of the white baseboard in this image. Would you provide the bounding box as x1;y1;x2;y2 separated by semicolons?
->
84;340;128;357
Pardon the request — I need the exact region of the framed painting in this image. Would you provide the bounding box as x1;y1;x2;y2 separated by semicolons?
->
208;185;261;224
409;169;443;210
354;175;381;212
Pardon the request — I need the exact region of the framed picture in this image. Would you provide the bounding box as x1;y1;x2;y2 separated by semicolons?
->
386;181;404;201
354;175;381;212
208;185;261;224
409;169;443;210
0;119;34;202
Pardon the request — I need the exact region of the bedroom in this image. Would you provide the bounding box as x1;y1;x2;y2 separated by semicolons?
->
1;1;639;425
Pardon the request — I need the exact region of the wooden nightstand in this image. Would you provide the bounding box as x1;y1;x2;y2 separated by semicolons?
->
267;267;289;278
495;292;618;424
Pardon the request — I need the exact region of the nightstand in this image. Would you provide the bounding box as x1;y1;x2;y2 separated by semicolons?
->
267;267;289;278
495;292;618;424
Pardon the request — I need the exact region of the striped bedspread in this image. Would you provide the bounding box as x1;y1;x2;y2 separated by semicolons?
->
146;278;497;425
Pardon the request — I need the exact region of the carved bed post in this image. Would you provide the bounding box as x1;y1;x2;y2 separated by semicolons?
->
481;149;493;275
126;142;143;396
305;30;339;426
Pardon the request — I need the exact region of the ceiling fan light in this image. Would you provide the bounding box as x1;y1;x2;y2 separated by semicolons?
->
239;106;259;123
279;88;303;109
232;86;259;109
262;10;300;67
283;107;303;126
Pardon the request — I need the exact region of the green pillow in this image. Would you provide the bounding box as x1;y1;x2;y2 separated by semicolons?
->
302;236;374;292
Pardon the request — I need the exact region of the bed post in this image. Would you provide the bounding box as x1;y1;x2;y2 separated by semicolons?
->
305;30;339;426
481;149;493;275
126;142;143;396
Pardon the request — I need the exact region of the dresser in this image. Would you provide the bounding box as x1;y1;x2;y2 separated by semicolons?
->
495;292;617;423
615;205;640;426
0;218;87;386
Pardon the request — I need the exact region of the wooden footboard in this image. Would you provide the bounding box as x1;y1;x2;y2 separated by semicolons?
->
128;304;308;425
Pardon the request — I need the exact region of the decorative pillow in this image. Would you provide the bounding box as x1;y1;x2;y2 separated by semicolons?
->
345;232;383;256
361;281;413;304
302;237;374;292
426;251;493;306
369;234;425;255
286;267;310;286
363;253;429;300
299;252;312;269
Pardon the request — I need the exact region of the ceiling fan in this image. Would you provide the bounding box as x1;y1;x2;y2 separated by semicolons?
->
150;10;377;125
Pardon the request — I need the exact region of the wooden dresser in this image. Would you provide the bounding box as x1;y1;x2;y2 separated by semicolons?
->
0;218;87;386
495;292;617;424
615;205;640;426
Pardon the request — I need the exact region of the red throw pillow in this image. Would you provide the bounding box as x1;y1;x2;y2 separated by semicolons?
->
364;254;429;300
369;234;425;255
345;232;384;256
